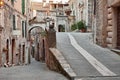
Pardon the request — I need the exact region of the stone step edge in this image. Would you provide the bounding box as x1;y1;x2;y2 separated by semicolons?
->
50;48;77;79
111;49;120;55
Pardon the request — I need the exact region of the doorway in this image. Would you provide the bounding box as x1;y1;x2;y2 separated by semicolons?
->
42;39;45;61
6;39;9;63
58;25;65;32
117;7;120;49
19;45;21;64
12;39;15;64
22;45;25;63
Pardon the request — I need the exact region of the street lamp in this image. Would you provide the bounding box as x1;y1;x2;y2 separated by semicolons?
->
0;0;4;7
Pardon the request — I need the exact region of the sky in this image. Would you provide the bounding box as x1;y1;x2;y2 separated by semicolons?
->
32;0;69;3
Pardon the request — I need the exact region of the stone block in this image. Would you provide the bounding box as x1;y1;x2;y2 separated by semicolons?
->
61;63;71;68
108;32;113;38
106;38;112;44
107;26;112;32
108;13;112;20
107;44;113;49
108;20;113;26
108;8;112;14
49;48;77;79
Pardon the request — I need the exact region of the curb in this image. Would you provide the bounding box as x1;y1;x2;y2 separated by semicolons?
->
50;48;77;80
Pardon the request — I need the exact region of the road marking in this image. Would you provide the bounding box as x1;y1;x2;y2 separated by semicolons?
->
68;33;117;76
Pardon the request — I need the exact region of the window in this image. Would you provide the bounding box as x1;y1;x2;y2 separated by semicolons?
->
22;21;27;38
22;0;25;15
11;0;14;5
25;21;27;38
22;21;25;37
13;15;16;30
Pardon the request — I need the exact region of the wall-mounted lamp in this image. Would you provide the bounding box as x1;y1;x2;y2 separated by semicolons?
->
0;0;4;7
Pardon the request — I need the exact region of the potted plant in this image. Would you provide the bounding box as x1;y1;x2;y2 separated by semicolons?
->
77;21;86;32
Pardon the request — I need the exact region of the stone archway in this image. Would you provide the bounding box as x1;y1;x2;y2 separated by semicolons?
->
58;24;65;32
28;26;45;41
28;24;46;41
28;25;46;62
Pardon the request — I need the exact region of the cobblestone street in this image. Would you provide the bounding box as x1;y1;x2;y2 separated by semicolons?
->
0;59;68;80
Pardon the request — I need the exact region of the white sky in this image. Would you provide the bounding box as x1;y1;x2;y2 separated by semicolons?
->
32;0;69;3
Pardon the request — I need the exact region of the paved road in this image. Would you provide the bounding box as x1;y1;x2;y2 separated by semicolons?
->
0;58;68;80
57;32;120;80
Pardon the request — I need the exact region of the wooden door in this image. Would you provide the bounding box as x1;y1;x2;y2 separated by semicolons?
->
6;40;9;63
12;39;15;64
117;7;120;49
22;45;25;63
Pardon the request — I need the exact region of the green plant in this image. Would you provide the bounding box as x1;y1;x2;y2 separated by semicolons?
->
71;21;86;31
71;23;77;31
77;21;86;30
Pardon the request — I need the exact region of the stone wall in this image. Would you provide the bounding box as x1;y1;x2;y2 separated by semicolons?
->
0;0;29;67
106;0;120;48
95;0;120;48
1;4;13;66
95;0;108;47
106;7;113;48
0;33;2;67
45;26;56;67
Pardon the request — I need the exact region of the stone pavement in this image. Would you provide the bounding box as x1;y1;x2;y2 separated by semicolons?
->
56;32;120;80
0;58;68;80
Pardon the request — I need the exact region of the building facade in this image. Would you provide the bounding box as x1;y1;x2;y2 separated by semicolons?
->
92;0;108;47
106;0;120;49
31;1;71;32
68;0;93;31
0;0;30;67
93;0;120;49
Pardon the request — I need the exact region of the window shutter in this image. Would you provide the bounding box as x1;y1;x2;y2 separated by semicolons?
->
22;0;25;15
22;21;24;37
13;15;16;30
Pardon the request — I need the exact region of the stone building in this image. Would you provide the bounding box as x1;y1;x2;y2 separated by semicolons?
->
106;0;120;49
0;0;31;67
92;0;108;47
68;0;93;31
31;0;71;32
93;0;120;49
